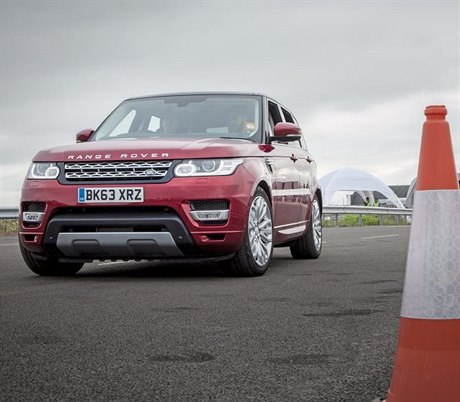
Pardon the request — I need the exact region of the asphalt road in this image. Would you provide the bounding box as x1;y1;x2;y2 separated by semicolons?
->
0;226;410;402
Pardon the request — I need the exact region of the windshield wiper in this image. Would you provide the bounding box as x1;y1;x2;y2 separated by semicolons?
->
219;136;256;142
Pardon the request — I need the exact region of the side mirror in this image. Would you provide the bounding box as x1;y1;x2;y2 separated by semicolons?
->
271;122;302;142
76;129;95;143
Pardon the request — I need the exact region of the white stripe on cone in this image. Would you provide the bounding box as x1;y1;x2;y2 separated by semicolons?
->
401;190;460;319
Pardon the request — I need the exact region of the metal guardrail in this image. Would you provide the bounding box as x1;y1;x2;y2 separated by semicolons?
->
323;206;412;226
1;205;412;223
0;207;19;220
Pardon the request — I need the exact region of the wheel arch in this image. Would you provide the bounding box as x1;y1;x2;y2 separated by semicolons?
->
315;187;323;213
256;180;272;204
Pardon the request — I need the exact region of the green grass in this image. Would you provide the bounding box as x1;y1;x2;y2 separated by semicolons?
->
363;215;380;226
338;215;360;227
323;214;410;227
0;220;18;236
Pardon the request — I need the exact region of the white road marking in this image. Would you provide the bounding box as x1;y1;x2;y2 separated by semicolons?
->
361;234;399;240
0;243;17;247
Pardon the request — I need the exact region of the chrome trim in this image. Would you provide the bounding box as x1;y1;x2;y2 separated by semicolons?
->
65;161;172;170
22;212;45;223
278;224;306;235
67;171;167;179
190;210;229;222
274;220;308;230
272;189;310;197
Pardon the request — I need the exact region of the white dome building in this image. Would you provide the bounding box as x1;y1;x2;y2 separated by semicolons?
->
320;168;405;208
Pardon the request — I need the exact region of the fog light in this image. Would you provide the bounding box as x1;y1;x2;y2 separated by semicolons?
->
190;210;229;222
22;212;45;223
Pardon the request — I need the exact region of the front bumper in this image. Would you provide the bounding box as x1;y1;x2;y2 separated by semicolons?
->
44;210;195;259
19;168;258;259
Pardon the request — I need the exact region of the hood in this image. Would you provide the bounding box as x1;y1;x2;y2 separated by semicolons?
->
33;137;266;162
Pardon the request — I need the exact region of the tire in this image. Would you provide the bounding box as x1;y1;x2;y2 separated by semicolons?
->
290;195;322;259
224;187;273;276
19;241;83;276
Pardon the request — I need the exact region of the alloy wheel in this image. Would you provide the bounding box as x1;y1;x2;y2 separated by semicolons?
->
312;198;322;251
248;195;273;266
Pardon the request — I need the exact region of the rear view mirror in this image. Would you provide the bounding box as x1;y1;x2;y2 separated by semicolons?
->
271;122;302;142
76;129;94;143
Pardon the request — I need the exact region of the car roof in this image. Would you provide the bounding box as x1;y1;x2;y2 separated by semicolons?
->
125;92;269;101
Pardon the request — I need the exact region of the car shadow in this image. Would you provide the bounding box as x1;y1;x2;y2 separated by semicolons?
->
76;259;234;279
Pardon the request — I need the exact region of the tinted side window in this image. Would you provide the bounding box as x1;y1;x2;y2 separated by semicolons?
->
281;107;295;124
268;101;283;131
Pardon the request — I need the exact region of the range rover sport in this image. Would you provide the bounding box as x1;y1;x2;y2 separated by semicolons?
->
19;92;322;276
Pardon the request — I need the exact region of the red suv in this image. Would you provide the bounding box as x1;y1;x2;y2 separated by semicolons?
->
19;93;322;276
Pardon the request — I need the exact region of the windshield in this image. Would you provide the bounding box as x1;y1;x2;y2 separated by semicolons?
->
93;94;262;142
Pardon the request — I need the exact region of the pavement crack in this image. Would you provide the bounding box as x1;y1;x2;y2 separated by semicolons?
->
267;354;333;365
149;351;216;363
303;309;382;317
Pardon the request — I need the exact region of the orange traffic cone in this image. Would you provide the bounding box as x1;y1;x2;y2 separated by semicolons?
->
385;105;460;402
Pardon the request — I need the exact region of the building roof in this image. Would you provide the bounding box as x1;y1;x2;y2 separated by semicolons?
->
389;185;410;198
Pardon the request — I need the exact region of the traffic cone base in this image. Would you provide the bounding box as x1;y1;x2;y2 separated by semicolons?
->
387;318;460;402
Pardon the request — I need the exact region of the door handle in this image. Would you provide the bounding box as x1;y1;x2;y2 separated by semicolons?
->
290;154;297;162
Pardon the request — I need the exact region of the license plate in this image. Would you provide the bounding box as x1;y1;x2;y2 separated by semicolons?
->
78;187;144;203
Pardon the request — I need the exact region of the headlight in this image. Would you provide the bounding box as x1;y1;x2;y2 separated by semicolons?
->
174;158;244;177
27;163;60;179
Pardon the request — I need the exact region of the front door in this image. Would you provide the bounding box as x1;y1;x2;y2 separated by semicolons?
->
268;144;303;243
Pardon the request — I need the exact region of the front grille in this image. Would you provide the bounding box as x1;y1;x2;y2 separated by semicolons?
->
64;161;172;182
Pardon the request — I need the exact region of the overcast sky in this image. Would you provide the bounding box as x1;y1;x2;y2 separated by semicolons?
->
1;0;459;206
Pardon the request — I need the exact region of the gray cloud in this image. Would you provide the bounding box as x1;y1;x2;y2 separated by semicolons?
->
1;0;458;205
